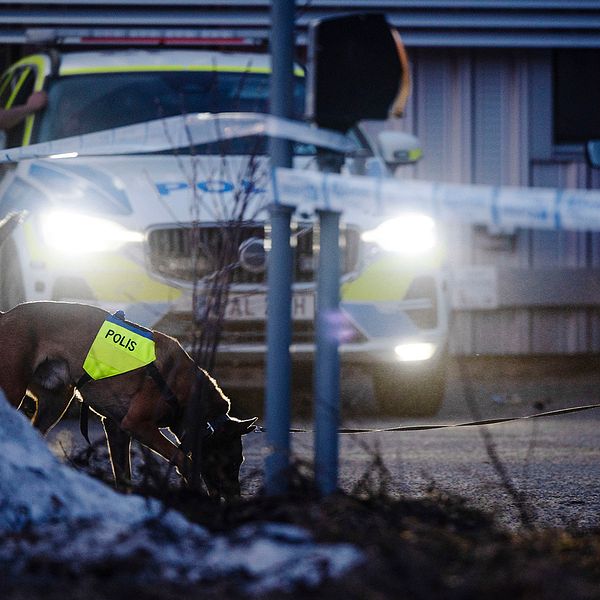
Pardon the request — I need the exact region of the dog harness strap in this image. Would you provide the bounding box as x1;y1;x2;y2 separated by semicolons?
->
145;362;180;417
76;372;92;388
76;372;93;445
79;402;91;445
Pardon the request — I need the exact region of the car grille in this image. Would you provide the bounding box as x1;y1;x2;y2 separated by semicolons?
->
147;222;361;284
152;311;367;349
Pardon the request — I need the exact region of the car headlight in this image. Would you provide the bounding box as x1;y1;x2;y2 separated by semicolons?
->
394;342;436;362
361;213;436;255
41;211;144;254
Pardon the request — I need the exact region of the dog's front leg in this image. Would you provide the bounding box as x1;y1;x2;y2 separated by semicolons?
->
28;359;76;434
120;414;190;479
102;417;132;488
29;383;75;435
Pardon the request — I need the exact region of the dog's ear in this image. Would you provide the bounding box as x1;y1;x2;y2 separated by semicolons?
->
241;416;258;434
227;416;258;435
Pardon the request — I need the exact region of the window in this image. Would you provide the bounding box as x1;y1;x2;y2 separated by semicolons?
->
553;49;600;145
36;70;307;142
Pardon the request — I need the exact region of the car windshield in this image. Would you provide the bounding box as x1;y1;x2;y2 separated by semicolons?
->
34;70;312;154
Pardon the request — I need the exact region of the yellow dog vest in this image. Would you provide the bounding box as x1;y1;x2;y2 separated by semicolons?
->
83;313;156;380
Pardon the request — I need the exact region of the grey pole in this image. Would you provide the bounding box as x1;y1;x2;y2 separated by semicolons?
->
270;0;294;169
265;0;295;495
265;203;294;495
314;208;341;496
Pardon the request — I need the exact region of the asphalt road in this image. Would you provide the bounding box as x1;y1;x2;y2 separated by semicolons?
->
240;356;600;529
46;356;600;530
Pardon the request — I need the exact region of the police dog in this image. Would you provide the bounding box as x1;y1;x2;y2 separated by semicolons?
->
0;301;257;497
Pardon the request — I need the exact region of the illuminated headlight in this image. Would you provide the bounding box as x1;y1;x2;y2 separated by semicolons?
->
394;342;436;362
41;211;144;254
361;213;436;255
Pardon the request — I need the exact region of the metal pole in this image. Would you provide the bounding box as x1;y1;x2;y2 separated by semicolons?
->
314;208;341;495
270;0;294;169
265;203;294;495
265;0;295;495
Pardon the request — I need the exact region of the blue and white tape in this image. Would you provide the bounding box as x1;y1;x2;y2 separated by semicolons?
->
275;168;600;233
4;112;599;233
0;112;356;163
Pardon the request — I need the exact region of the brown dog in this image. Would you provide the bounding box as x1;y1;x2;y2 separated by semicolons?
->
0;301;257;497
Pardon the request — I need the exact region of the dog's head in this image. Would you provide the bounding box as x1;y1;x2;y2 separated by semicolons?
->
200;415;257;499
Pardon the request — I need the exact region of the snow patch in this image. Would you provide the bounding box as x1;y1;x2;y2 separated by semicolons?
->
0;391;362;594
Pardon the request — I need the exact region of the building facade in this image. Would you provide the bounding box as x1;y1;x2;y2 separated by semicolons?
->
398;45;600;355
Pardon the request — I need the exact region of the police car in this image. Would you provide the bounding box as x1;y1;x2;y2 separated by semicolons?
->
0;48;448;415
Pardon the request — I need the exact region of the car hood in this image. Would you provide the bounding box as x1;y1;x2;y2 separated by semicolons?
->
11;153;373;231
13;154;274;230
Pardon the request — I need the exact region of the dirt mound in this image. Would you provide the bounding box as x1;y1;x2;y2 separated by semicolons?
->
2;392;599;599
5;480;600;600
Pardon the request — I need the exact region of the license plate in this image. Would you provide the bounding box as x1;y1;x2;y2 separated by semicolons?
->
224;293;314;320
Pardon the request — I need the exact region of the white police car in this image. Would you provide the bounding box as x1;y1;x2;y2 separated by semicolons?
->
0;48;448;415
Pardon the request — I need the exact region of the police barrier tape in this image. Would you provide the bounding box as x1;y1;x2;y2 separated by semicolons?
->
3;111;600;233
0;112;356;162
274;168;600;233
255;402;600;434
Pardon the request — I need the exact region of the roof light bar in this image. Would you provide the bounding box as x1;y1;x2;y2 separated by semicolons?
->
25;28;266;47
75;36;260;46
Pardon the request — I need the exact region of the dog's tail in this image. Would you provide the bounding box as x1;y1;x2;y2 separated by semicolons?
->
0;211;26;249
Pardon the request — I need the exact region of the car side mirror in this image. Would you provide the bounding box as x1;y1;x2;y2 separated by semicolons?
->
376;131;422;166
586;140;600;168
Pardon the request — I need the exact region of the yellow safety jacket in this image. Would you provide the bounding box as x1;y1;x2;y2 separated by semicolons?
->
82;312;156;380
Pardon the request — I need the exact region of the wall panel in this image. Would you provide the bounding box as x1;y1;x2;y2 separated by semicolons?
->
405;49;600;355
